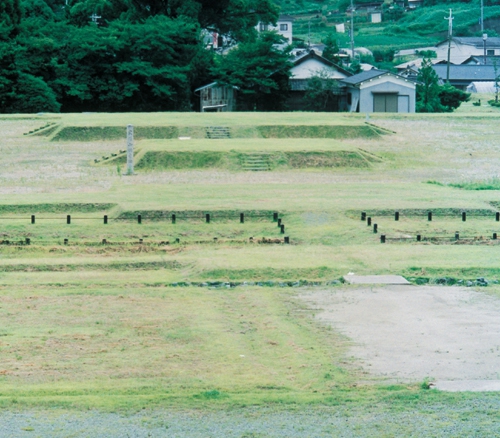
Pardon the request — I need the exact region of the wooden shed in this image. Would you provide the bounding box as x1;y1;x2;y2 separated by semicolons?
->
194;82;238;112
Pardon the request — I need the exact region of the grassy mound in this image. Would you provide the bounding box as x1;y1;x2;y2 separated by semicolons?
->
53;126;179;141
135;150;376;170
52;123;386;142
136;151;225;170
348;208;497;219
116;209;277;221
0;260;182;272
0;203;117;215
284;151;373;168
257;124;384;138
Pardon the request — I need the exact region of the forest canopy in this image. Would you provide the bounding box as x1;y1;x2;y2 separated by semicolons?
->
0;0;282;112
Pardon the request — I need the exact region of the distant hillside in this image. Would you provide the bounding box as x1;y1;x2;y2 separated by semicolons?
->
277;1;500;52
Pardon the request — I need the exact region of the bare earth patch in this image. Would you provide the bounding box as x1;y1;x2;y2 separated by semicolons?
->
300;285;500;383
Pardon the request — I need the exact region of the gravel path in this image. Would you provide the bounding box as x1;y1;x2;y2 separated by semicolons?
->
1;401;499;437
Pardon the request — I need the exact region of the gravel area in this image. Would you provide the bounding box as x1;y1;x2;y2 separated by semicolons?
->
1;401;499;437
300;286;500;382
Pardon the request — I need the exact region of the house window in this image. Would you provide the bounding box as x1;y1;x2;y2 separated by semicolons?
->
259;23;268;31
487;49;495;56
280;24;288;31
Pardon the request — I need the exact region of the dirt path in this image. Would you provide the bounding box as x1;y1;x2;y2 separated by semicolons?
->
300;285;500;382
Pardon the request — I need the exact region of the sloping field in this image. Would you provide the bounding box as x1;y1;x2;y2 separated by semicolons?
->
0;109;500;434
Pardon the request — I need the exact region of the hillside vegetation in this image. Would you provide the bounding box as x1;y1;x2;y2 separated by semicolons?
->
282;1;500;54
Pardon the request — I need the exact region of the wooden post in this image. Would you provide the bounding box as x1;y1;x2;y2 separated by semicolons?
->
373;223;378;233
137;214;142;224
367;217;372;226
462;211;466;222
104;215;108;224
380;234;386;243
66;215;71;225
496;212;499;222
25;237;30;245
273;212;278;222
102;239;107;244
395;211;399;221
280;224;285;234
455;232;459;240
284;236;290;244
361;211;366;221
277;218;282;227
240;213;244;223
139;238;143;244
493;233;497;240
206;213;210;223
428;211;432;221
64;238;68;245
172;214;176;224
417;234;421;242
31;215;35;224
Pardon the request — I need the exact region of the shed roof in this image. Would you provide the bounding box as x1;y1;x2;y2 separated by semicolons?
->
432;64;497;81
341;69;388;85
194;82;238;92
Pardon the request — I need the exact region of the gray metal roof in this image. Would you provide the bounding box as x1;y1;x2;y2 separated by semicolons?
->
341;69;388;85
436;37;500;48
432;64;497;81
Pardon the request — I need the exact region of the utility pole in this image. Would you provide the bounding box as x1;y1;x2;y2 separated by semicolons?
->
481;0;484;33
445;9;453;83
308;19;311;49
350;0;355;61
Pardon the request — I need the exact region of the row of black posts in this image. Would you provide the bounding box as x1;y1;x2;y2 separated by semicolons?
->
361;211;500;223
380;232;498;244
22;211;289;244
360;211;500;243
29;212;278;225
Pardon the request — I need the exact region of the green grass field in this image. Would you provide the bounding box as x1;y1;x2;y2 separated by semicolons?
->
1;106;500;431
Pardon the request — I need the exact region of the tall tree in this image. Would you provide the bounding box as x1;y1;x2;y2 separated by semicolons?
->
212;32;292;111
0;0;22;36
128;0;279;41
416;58;443;112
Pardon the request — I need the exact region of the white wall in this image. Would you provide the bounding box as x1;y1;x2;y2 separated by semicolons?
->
291;59;348;80
257;18;293;44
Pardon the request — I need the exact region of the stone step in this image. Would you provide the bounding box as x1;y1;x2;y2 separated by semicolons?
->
205;126;231;139
241;153;271;171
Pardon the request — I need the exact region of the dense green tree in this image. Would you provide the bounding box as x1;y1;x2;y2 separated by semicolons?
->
438;83;470;111
416;59;469;112
347;58;362;74
321;33;340;64
1;0;280;113
212;32;292;111
0;0;22;36
5;72;60;112
304;72;340;112
416;58;443;112
128;0;279;41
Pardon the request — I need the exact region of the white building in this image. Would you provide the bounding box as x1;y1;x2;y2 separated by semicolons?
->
257;15;294;44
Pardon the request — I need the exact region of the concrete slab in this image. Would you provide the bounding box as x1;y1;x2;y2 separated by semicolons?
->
343;274;410;285
431;380;500;392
